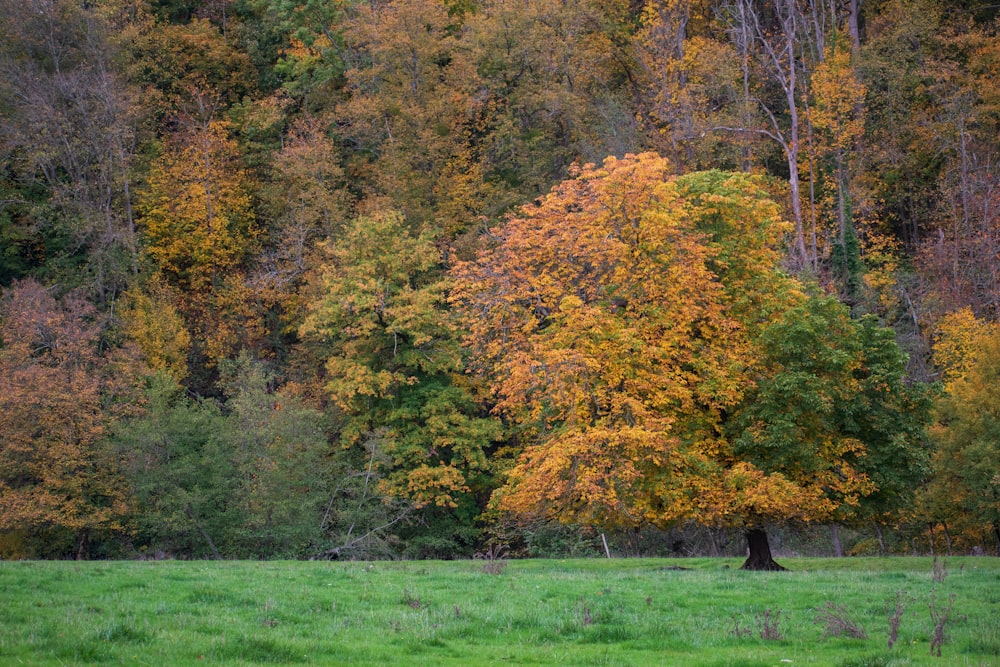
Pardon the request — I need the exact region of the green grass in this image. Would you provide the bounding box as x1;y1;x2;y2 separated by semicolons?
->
1;557;998;665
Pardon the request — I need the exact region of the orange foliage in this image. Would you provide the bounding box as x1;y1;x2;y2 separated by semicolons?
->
0;281;132;552
453;153;799;528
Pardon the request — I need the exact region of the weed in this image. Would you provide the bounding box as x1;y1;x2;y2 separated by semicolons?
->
928;590;957;657
577;599;593;627
757;608;782;640
214;637;304;664
886;590;913;649
401;589;424;609
932;557;947;583
731;615;753;639
97;620;149;644
474;541;508;575
814;601;868;639
838;655;891;667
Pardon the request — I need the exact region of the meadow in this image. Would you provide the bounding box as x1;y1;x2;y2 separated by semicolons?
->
0;557;998;666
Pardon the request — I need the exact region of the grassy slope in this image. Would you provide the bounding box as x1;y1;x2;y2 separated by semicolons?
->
0;557;998;666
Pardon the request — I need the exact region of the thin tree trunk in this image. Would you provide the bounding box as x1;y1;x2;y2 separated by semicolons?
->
741;528;786;571
831;524;844;557
186;504;222;560
927;523;935;557
848;0;861;55
873;523;886;555
943;523;953;556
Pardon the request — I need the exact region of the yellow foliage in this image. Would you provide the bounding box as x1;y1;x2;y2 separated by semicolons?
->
932;307;995;387
139;120;256;292
810;40;866;153
119;279;191;382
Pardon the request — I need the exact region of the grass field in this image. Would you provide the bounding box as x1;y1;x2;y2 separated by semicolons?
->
0;557;998;666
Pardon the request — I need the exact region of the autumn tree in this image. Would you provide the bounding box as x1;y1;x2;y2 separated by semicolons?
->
454;153;930;568
0;280;133;558
636;0;751;171
300;209;500;520
924;310;1000;554
138;119;266;378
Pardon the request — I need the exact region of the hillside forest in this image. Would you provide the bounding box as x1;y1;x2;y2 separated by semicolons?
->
0;0;998;564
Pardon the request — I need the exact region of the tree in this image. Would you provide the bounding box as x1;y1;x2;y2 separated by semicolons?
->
727;296;931;567
138;119;265;379
300;209;500;513
0;0;144;302
218;353;332;558
453;153;930;568
140;120;255;293
0;280;132;558
925;311;1000;554
114;374;238;558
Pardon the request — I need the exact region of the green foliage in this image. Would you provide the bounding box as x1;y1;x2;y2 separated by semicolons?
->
116;359;339;559
218;353;332;558
731;296;933;525
301;209;500;510
115;374;240;557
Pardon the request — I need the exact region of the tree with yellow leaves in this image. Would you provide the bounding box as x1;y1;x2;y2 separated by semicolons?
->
300;209;500;512
924;310;1000;554
454;153;930;568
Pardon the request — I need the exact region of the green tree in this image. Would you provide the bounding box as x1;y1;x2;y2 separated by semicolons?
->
300;209;500;517
116;374;238;558
729;297;932;567
218;353;332;558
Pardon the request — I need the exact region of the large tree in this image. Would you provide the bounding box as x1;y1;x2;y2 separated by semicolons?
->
453;152;930;568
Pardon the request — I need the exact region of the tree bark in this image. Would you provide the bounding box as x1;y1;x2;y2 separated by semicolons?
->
741;528;786;571
831;524;844;557
873;522;886;555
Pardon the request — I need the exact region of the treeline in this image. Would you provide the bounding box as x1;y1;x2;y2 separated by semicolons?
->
0;0;997;560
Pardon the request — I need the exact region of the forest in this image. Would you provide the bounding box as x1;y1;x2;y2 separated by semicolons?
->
0;0;997;564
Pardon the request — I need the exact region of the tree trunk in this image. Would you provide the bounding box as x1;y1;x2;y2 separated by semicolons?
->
186;504;222;560
741;528;786;571
848;0;861;55
873;522;886;555
831;524;844;557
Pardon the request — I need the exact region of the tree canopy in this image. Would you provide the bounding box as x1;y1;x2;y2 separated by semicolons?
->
454;154;931;567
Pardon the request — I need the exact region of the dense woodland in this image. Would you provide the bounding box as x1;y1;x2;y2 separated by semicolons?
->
0;0;998;563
